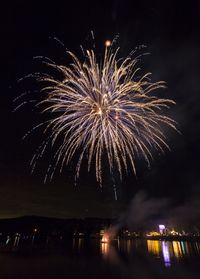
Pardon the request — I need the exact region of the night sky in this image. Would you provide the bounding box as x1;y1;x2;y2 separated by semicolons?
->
0;0;200;221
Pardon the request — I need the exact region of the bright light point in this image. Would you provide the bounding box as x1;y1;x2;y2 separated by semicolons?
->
101;233;109;243
159;224;165;234
159;225;165;230
105;40;111;47
98;108;102;115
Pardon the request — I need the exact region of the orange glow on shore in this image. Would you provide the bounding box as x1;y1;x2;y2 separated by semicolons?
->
101;234;109;243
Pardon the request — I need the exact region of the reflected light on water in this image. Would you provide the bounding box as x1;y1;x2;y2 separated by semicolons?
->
72;238;84;251
71;238;200;270
162;242;171;267
194;242;200;254
126;240;131;254
101;242;109;256
181;241;186;255
146;240;196;266
147;240;161;257
101;232;111;257
172;241;182;258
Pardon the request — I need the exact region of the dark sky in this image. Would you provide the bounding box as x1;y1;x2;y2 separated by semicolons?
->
0;0;200;220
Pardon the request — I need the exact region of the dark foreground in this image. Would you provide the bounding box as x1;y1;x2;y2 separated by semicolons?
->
1;239;200;279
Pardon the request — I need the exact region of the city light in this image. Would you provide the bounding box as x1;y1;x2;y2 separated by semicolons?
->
159;225;166;234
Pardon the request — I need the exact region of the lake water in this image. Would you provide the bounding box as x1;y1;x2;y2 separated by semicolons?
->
1;239;200;279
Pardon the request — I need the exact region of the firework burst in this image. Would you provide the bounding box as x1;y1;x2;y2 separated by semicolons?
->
17;42;177;186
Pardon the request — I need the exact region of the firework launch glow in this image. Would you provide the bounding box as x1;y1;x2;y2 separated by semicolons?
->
18;41;177;186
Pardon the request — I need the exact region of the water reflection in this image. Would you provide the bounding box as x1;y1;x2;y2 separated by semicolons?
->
162;241;171;267
172;241;182;258
147;239;200;267
2;237;200;279
101;242;109;256
147;240;161;257
13;233;21;250
10;234;199;268
72;238;84;251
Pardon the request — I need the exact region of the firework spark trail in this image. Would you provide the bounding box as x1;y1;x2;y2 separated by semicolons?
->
17;43;177;188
